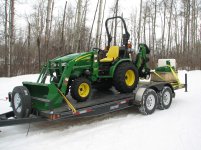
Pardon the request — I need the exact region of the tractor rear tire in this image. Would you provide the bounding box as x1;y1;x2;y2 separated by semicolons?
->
71;78;91;102
113;62;139;93
11;86;32;118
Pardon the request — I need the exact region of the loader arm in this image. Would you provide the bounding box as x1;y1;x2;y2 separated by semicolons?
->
135;44;150;78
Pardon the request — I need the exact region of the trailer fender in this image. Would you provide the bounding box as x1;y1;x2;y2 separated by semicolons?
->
134;87;147;104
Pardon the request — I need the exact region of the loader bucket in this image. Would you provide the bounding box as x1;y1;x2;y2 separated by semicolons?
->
23;82;63;111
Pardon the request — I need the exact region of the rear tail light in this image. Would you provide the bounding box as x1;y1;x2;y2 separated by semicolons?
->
49;114;61;120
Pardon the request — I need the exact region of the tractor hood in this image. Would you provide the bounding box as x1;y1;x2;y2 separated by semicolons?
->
51;52;90;63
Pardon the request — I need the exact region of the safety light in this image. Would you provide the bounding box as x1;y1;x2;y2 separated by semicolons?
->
49;114;61;120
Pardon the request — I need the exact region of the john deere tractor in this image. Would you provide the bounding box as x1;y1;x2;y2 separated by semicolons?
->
10;16;150;118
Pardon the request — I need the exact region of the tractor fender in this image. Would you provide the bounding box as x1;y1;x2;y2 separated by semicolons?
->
110;59;131;76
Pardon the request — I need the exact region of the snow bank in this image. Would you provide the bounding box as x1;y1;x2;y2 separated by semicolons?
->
0;74;38;114
0;71;201;150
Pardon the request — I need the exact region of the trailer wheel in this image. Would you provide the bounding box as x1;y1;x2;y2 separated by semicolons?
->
11;86;31;118
113;62;139;93
71;77;91;102
158;86;173;110
139;89;157;115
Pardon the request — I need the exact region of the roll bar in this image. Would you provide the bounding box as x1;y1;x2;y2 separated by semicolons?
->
105;16;130;47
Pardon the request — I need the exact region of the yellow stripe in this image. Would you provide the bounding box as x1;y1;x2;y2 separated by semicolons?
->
80;57;90;61
153;71;166;81
167;65;181;85
57;88;77;113
153;65;182;88
75;54;91;62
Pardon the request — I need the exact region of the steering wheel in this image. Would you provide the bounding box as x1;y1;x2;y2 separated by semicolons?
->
92;48;102;52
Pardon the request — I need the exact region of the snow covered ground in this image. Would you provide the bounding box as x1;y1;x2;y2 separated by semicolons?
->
0;71;201;150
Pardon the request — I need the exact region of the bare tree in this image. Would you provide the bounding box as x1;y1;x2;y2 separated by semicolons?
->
161;1;167;58
4;0;8;76
31;0;46;70
27;22;31;73
88;0;100;50
75;0;82;52
99;0;106;48
45;0;53;61
167;0;174;55
0;0;201;77
142;2;148;44
152;0;157;62
114;0;119;46
137;0;143;45
8;0;15;77
61;1;67;52
95;0;103;47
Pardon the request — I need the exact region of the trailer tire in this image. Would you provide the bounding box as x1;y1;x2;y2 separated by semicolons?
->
113;62;139;93
71;78;91;102
158;86;173;110
139;89;157;115
11;86;31;118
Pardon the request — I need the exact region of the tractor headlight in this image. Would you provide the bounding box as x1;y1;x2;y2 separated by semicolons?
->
94;55;98;63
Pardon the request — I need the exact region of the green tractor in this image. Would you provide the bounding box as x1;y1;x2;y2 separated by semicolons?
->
10;16;150;118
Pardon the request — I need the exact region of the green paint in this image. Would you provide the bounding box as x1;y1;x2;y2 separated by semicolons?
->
135;44;150;78
22;45;150;111
155;61;176;72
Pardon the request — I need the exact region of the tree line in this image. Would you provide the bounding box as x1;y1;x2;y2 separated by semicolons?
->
0;0;200;77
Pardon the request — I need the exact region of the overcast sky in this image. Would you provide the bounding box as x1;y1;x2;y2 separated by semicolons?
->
13;0;142;48
15;0;141;29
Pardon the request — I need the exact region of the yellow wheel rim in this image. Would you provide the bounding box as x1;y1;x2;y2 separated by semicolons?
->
78;83;90;98
125;70;135;86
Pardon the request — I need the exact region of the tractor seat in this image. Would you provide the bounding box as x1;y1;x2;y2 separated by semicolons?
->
100;46;119;63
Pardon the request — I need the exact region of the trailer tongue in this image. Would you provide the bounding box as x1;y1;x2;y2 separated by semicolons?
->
0;112;45;127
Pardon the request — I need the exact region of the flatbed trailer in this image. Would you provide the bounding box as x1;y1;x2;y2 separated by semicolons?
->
0;79;187;127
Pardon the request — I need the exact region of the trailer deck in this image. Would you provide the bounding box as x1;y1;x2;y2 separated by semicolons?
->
0;89;134;127
0;79;187;127
42;89;133;113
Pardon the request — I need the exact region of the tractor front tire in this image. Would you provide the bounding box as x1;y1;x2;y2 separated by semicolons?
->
113;62;139;93
71;78;91;102
11;86;32;118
